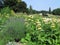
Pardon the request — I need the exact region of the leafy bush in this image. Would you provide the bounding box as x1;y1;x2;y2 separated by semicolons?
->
0;7;12;32
0;7;16;16
0;7;11;16
21;15;60;45
1;16;26;42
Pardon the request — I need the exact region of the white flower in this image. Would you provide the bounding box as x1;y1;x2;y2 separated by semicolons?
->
43;18;52;23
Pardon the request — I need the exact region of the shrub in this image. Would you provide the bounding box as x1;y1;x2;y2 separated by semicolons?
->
2;16;26;42
21;16;60;45
0;7;11;16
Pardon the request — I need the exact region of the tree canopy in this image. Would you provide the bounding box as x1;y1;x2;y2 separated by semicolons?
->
52;8;60;15
4;0;28;13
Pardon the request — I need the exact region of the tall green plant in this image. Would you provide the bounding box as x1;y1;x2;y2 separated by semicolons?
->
1;16;26;42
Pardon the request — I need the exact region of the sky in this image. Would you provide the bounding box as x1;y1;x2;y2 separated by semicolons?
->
22;0;60;11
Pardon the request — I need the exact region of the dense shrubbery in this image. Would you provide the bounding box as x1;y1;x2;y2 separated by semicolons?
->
21;15;60;45
0;7;11;45
4;0;27;13
2;17;26;42
0;7;26;45
0;7;60;45
0;7;11;16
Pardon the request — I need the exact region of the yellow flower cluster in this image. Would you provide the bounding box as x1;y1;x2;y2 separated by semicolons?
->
36;20;42;30
52;18;57;22
24;15;60;31
51;23;55;28
43;18;52;23
28;15;34;18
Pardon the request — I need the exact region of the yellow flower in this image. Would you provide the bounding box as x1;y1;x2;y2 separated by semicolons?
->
57;19;60;23
36;24;41;30
43;18;52;22
37;23;41;26
28;15;33;18
52;18;57;22
38;27;42;30
51;23;55;28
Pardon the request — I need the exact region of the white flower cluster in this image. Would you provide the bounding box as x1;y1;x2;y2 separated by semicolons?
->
43;18;52;23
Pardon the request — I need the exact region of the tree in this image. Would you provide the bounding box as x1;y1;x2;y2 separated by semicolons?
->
15;1;27;12
52;8;60;15
4;0;27;13
49;7;51;14
4;0;21;10
29;5;33;14
4;0;17;6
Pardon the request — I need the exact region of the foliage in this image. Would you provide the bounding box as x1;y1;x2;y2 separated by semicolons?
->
0;7;11;16
2;17;26;41
21;15;60;45
14;1;27;12
4;0;28;13
0;8;26;45
52;8;60;15
0;7;60;45
4;0;21;6
0;7;12;32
